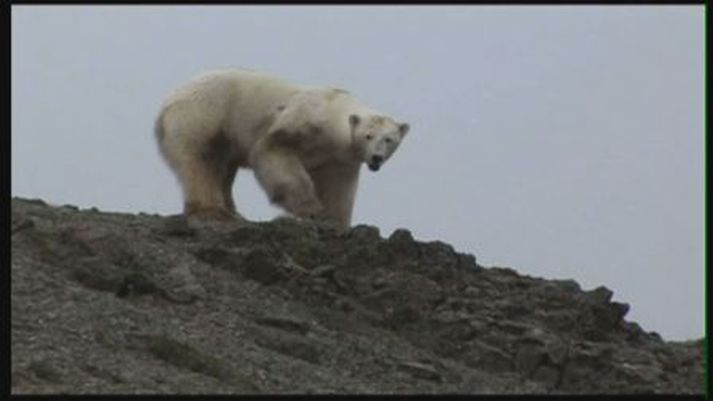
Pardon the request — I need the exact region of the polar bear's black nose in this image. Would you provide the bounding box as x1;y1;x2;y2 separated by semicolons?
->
367;155;384;172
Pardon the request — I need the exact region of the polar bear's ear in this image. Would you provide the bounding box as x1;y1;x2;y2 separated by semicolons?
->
349;114;361;129
398;122;410;138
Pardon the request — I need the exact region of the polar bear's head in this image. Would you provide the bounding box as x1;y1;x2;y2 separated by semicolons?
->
349;114;409;172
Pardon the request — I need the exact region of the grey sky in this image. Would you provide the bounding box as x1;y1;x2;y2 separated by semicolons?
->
12;6;704;341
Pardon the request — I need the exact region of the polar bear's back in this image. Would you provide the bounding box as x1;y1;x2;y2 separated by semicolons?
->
157;69;307;160
161;68;303;111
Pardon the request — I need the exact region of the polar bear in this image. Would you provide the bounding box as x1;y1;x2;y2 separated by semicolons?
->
155;68;409;230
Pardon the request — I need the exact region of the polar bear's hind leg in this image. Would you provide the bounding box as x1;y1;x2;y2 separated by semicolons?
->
222;160;239;215
176;131;239;219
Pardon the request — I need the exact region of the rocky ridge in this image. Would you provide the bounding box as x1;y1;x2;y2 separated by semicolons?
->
10;197;705;394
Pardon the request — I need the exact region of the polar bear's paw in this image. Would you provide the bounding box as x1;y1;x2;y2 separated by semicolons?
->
284;193;324;220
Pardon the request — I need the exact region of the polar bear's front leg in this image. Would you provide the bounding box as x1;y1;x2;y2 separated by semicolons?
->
250;142;324;219
310;163;361;231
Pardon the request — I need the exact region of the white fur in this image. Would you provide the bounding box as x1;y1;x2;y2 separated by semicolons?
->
155;68;409;229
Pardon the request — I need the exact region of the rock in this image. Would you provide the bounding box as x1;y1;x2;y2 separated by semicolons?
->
349;225;381;241
398;360;442;382
583;286;614;305
388;228;414;243
140;334;259;391
254;335;322;365
310;264;336;278
159;215;196;237
464;340;513;373
514;340;546;376
254;316;311;335
12;217;35;234
531;364;560;388
241;249;286;285
28;359;64;383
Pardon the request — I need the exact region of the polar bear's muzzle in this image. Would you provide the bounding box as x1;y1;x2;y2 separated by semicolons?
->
367;155;384;172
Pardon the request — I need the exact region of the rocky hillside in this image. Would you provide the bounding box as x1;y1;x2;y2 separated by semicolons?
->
11;197;705;394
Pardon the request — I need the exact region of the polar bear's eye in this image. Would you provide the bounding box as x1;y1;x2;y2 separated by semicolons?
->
366;134;373;140
385;137;393;144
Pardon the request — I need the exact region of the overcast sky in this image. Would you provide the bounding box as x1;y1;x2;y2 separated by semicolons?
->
12;6;704;341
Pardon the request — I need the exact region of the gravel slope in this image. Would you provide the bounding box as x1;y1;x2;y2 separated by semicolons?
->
10;197;705;394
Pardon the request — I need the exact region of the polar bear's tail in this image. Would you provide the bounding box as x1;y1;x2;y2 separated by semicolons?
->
154;110;174;168
154;111;166;145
